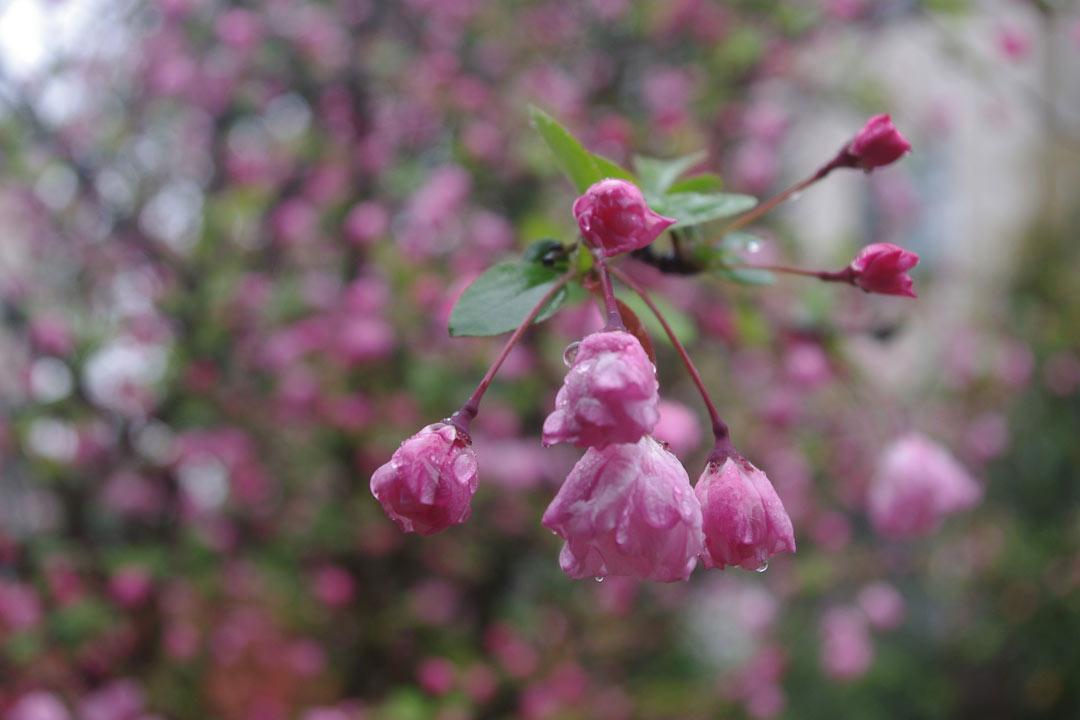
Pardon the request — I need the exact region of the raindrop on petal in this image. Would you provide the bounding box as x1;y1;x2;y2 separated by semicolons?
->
563;341;581;367
755;561;769;573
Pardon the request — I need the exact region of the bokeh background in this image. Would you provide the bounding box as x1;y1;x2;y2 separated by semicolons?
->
1;0;1078;718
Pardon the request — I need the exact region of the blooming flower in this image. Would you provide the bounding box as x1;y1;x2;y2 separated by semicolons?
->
848;242;919;298
10;692;71;720
846;114;911;171
542;437;703;582
820;606;874;681
695;455;796;571
572;179;675;257
867;433;982;539
543;330;660;449
370;422;479;535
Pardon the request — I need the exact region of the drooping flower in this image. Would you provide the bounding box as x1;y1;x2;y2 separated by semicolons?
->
543;330;659;449
542;437;703;582
695;454;796;571
370;422;478;535
845;114;911;171
572;179;675;257
867;433;981;539
848;242;919;298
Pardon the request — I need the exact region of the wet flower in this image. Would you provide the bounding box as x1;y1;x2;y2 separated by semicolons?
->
572;179;675;257
867;433;982;539
542;437;703;582
695;455;796;571
848;242;919;298
845;114;911;171
543;331;659;449
370;423;478;535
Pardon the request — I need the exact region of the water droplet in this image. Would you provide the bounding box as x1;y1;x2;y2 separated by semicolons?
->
594;576;605;583
746;240;762;254
755;561;769;573
562;341;581;367
789;191;803;202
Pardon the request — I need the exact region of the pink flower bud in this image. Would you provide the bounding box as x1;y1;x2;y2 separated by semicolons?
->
542;437;703;582
543;331;660;449
572;179;675;257
867;433;982;539
695;455;796;571
846;114;911;171
848;242;919;297
370;423;478;536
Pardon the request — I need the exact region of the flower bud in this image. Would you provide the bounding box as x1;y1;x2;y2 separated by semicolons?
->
543;330;660;449
845;114;911;171
848;242;919;297
573;179;675;257
695;455;796;571
370;423;478;535
542;437;703;582
867;433;981;539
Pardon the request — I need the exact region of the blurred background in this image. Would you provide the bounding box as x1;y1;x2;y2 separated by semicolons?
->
0;0;1078;718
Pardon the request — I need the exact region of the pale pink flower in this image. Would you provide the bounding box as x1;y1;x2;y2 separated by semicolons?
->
846;114;911;171
868;433;982;539
108;567;154;609
653;399;703;456
820;606;874;681
857;582;905;631
572;179;675;257
542;437;703;582
370;423;478;536
10;692;70;720
543;331;659;449
848;242;919;298
695;455;796;571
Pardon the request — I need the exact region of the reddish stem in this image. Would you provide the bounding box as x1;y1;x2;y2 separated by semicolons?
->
728;262;856;285
608;266;732;450
719;155;846;236
595;254;626;332
451;269;575;433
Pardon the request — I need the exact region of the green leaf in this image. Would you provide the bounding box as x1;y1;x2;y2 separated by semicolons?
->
669;173;724;194
650;192;757;229
619;294;697;346
449;261;568;337
591;153;636;182
715;266;776;286
528;106;601;192
634;151;707;196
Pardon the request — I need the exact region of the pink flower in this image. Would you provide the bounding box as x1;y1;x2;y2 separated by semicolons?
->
572;179;675;257
108;566;154;609
848;242;919;297
695;455;796;571
857;582;905;631
542;437;703;582
846;114;911;171
312;565;356;608
417;657;456;695
10;691;70;720
370;423;479;536
820;606;874;681
543;331;659;449
653;399;702;456
867;433;982;539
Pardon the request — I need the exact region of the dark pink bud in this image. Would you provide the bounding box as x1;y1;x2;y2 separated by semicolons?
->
370;423;478;536
572;179;675;257
846;114;911;171
695;455;796;571
542;437;703;582
848;243;919;298
543;331;659;449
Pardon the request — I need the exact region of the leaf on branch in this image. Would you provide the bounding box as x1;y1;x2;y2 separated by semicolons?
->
619;293;698;346
449;261;569;337
668;173;724;194
633;151;707;196
649;192;758;229
528;106;602;193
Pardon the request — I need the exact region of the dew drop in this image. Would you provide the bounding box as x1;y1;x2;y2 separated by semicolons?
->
746;240;762;254
594;576;605;583
755;561;769;573
789;191;804;202
562;341;581;367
